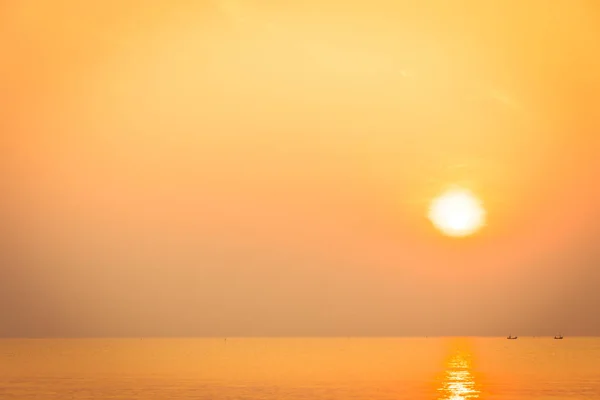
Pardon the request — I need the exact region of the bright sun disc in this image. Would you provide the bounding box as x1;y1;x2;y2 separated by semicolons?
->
428;188;486;237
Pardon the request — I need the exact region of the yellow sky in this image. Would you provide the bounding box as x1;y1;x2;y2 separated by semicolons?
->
1;0;600;336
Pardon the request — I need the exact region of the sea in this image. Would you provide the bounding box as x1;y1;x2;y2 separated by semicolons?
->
1;337;599;399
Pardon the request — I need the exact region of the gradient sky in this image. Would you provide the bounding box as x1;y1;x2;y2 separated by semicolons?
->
1;0;600;337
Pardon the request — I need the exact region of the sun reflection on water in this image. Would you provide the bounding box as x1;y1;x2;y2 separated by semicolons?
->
437;347;481;400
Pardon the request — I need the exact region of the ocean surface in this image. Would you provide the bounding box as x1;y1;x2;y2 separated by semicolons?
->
1;337;599;399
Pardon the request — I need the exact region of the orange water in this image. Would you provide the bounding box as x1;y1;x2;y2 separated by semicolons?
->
1;337;599;399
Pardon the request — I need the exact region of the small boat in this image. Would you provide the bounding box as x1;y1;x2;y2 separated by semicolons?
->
507;335;518;340
554;334;564;340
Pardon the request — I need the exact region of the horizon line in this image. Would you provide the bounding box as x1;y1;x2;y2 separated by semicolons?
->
0;335;596;339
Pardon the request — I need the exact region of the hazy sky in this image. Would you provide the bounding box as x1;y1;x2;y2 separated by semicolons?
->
1;0;600;337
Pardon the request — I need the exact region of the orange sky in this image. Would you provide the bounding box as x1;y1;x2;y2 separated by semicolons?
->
1;0;600;336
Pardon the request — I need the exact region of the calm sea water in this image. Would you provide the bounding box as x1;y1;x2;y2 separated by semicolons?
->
1;338;599;399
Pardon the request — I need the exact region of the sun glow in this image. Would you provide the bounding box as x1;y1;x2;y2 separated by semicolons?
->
437;348;481;400
428;188;486;237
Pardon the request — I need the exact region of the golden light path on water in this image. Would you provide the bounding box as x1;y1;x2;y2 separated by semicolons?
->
438;346;481;400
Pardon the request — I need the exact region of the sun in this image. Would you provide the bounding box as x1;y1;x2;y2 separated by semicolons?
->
428;188;486;237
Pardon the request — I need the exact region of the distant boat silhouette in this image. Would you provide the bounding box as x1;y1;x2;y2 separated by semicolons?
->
507;335;518;340
554;334;564;340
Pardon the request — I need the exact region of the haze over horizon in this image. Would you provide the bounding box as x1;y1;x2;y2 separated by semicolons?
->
1;0;600;337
